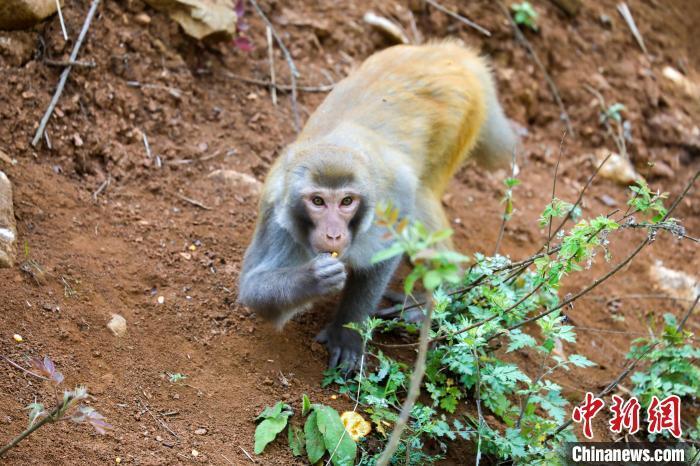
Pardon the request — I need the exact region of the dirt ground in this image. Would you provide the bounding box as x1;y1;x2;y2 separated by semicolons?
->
0;0;698;464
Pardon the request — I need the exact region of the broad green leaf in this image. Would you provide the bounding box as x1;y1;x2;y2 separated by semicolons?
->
315;405;357;466
288;425;305;457
254;415;290;454
304;411;325;464
568;354;596;368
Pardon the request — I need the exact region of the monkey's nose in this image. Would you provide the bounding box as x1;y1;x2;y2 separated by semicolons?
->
326;233;342;241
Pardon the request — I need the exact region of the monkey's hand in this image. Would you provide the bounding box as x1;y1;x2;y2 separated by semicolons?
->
316;325;362;374
309;254;347;296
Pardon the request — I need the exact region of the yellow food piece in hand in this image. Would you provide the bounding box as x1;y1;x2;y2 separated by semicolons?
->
331;251;338;258
13;334;23;342
341;411;371;441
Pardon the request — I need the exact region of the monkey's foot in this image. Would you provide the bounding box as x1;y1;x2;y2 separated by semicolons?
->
315;326;362;375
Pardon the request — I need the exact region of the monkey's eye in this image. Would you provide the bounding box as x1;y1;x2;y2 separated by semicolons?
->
341;196;353;206
312;196;325;206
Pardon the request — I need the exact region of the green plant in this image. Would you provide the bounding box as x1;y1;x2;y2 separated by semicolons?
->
627;313;700;410
168;372;188;383
253;395;358;465
320;176;691;464
511;2;539;31
0;356;111;458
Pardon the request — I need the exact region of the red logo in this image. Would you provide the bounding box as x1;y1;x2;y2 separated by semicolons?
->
609;395;641;435
572;392;605;439
647;395;682;438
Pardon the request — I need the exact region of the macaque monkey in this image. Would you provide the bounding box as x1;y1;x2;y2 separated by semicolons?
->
238;41;517;372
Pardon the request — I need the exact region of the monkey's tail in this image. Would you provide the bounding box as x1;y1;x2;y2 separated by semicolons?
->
470;62;519;171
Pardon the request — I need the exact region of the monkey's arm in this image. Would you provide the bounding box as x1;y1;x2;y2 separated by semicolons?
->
238;214;346;324
317;256;401;371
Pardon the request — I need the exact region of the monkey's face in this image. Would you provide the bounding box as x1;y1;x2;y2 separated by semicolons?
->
302;187;361;255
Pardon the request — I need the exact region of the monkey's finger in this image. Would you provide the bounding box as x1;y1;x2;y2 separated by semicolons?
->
328;347;343;369
315;262;345;278
340;352;359;376
315;328;329;343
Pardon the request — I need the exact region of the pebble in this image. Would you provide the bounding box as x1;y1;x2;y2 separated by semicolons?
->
107;314;127;337
194;428;207;435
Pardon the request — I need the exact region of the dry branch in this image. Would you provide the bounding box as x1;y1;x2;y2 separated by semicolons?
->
498;2;574;137
425;0;491;37
249;0;300;132
225;73;334;93
32;0;101;147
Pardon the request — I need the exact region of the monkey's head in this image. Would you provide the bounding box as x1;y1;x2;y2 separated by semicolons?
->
275;144;375;257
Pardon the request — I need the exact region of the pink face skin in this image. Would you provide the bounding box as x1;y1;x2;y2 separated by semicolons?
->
303;188;360;255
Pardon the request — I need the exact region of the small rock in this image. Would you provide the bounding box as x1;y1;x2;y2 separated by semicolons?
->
155;435;163;442
595;150;641;185
191;449;199;457
649;261;699;302
597;194;617;207
208;169;262;197
0;0;60;30
142;0;237;40
107;314;127;337
194;428;207;435
0;170;17;268
649;160;674;179
72;133;84;147
135;12;151;25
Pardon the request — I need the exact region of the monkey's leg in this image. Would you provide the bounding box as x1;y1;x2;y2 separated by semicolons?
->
317;256;401;373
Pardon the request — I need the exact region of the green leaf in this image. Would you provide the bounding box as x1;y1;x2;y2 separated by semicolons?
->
371;242;404;264
315;405;357;466
568;354;596;368
304;411;325;464
423;270;442;291
26;402;46;428
254;415;290;454
254;402;293;454
301;394;311;417
288;425;306;457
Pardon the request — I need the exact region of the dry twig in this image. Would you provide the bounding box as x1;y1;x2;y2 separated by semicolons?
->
498;2;574;136
174;193;212;211
425;0;491;37
32;0;101;147
225;73;333;93
617;3;648;56
266;26;277;106
249;0;301;132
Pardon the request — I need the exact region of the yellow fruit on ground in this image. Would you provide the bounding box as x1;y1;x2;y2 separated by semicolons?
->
340;411;371;441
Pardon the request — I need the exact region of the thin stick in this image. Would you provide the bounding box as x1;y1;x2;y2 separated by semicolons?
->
472;349;484;466
547;131;567;253
425;0;491;36
225;73;334;93
499;2;574;136
617;3;648;56
44;59;96;68
142;131;152;159
548;152;613;242
174;193;212;211
238;445;255;463
92;175;110;201
494;147;518;256
138;399;179;440
376;298;434;466
32;0;101;147
265;26;277;106
55;0;68;41
249;0;300;132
